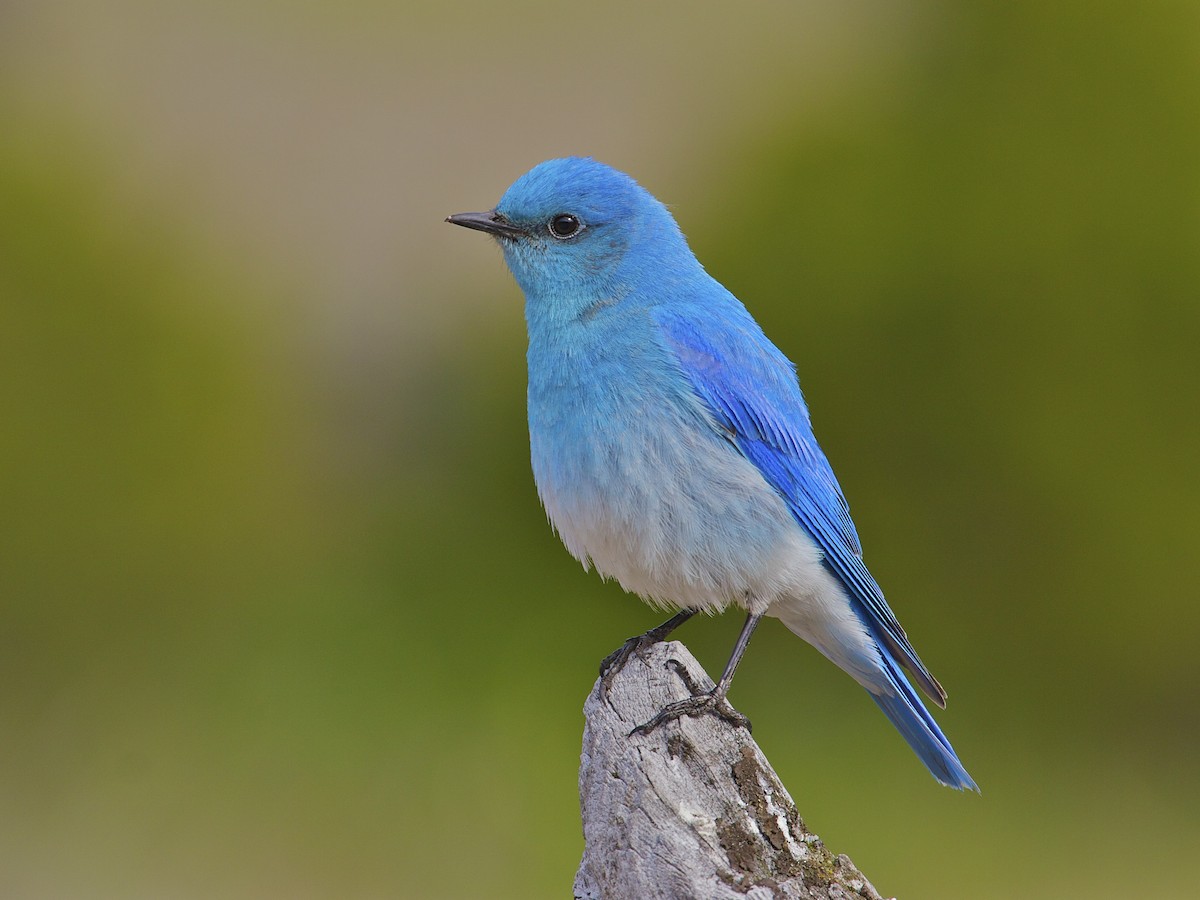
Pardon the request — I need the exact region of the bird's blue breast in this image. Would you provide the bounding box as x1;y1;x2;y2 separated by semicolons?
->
524;292;695;525
523;287;806;611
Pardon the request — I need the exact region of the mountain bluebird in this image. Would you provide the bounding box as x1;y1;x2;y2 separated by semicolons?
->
447;157;977;790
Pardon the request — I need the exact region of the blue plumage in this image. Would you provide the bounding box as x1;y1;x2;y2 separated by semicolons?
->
447;157;977;791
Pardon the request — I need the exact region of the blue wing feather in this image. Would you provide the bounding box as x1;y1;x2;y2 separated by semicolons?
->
652;303;947;707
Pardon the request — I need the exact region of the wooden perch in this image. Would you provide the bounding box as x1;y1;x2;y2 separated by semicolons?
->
574;640;886;900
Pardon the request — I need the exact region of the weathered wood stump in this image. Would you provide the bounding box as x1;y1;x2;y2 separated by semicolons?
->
574;640;885;900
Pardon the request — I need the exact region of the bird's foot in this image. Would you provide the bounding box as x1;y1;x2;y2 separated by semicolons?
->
599;610;697;693
599;634;660;693
630;659;751;736
631;692;752;736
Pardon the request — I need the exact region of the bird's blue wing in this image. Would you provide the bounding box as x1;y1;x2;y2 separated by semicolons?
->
653;303;946;706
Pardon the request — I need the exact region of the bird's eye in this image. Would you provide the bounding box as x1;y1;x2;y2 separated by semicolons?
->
548;213;582;239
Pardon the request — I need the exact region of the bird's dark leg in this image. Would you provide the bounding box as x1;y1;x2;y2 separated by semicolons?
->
599;609;697;689
632;612;762;735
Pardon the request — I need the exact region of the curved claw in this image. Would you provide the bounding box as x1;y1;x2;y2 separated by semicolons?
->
599;634;655;695
599;635;646;679
630;689;752;736
599;610;698;693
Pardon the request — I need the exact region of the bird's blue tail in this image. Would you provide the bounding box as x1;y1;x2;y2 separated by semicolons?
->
870;651;978;791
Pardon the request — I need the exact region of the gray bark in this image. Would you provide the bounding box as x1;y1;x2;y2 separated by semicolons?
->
574;640;886;900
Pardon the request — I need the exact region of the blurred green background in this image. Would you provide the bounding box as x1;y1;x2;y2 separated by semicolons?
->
2;1;1197;897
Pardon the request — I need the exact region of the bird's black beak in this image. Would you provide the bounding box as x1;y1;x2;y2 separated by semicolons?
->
445;210;525;239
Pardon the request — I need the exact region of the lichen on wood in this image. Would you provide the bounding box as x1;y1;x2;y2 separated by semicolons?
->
574;640;885;900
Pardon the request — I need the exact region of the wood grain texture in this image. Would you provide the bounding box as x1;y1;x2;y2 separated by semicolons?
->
574;640;885;900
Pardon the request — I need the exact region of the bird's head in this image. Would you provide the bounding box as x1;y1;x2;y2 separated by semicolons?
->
447;157;692;302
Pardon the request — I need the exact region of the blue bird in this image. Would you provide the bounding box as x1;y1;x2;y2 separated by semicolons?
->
447;157;977;791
